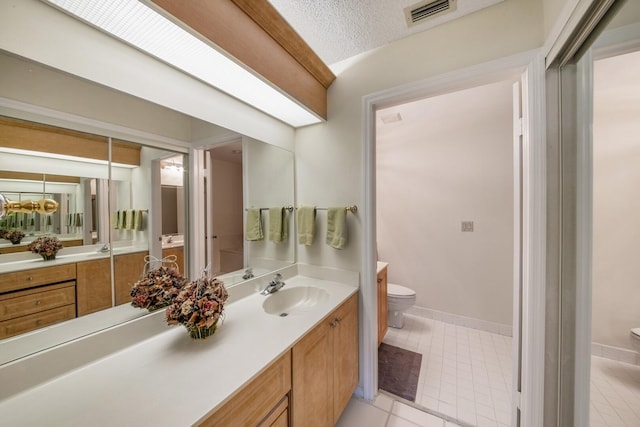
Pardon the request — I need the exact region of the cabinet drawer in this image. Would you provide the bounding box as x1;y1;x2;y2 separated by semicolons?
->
0;304;76;339
0;282;76;321
0;263;77;294
200;351;291;426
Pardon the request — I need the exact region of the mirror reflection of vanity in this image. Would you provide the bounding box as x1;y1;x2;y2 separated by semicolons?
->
0;50;296;365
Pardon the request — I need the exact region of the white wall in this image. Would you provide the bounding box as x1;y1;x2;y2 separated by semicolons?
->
295;0;543;275
376;81;514;326
592;51;640;351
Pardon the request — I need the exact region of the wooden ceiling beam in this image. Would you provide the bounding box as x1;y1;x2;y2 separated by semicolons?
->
147;0;334;121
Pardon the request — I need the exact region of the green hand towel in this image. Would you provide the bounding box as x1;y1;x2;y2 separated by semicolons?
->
133;210;144;231
297;206;316;245
125;209;135;230
326;207;348;249
269;207;288;243
118;210;127;229
245;208;264;241
112;211;119;229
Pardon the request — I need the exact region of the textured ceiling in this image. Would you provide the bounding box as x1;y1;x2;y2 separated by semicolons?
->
268;0;504;66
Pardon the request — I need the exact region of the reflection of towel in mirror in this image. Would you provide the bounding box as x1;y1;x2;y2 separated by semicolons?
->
125;209;135;230
245;208;264;241
75;213;82;227
326;207;348;249
118;210;127;229
297;206;316;245
112;211;119;229
133;210;144;231
268;207;288;243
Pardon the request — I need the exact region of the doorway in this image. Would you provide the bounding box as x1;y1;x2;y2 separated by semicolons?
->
362;51;546;426
375;79;516;426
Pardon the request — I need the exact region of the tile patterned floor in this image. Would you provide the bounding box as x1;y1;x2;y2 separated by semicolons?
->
590;355;640;427
336;313;640;426
382;314;513;427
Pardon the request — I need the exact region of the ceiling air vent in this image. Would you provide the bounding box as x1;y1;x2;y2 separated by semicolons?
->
404;0;457;27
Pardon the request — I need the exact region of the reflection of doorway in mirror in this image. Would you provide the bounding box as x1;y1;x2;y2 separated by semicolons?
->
206;141;244;275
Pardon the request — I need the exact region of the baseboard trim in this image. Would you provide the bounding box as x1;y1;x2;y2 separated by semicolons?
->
592;342;639;365
406;306;513;337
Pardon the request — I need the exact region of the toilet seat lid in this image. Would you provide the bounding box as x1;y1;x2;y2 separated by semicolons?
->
632;328;640;338
387;283;416;297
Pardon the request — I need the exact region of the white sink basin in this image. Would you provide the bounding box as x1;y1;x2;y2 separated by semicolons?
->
262;286;329;316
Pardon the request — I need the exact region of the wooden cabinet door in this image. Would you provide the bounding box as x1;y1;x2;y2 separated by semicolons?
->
113;251;148;305
377;267;388;346
292;317;334;427
76;258;112;316
332;294;359;425
162;246;184;275
201;352;291;427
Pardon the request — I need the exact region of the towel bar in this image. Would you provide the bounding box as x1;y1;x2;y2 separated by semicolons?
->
302;205;358;213
245;206;294;212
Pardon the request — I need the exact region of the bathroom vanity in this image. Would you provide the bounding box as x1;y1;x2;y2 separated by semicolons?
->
0;266;359;426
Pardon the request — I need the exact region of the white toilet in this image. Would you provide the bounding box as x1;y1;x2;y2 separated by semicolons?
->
630;328;640;351
387;283;417;329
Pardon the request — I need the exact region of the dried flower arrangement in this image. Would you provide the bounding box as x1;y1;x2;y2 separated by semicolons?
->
4;230;25;244
130;265;187;311
165;276;228;339
27;235;63;259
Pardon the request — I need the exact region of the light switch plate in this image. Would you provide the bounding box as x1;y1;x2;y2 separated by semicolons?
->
461;221;474;232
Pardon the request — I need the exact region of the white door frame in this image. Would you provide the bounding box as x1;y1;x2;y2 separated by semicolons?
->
361;49;546;426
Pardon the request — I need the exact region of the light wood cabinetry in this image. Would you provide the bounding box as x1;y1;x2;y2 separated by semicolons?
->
162;246;184;276
76;258;112;316
377;265;388;346
114;251;149;306
292;294;358;426
0;281;76;339
200;351;291;427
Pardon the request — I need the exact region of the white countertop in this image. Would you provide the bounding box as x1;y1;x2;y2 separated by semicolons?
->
0;273;358;426
0;243;149;274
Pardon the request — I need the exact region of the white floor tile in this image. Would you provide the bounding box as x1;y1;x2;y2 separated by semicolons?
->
335;398;389;427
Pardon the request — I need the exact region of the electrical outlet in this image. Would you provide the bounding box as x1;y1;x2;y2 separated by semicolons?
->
461;221;474;232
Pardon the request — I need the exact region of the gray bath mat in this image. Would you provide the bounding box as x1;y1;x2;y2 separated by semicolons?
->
378;343;422;402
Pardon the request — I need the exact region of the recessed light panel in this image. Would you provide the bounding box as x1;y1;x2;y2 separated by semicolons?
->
42;0;322;127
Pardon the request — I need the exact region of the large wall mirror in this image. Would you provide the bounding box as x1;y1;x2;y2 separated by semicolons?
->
204;136;295;285
0;50;296;365
0;115;189;364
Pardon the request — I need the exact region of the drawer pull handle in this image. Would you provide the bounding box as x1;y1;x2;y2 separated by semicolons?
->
330;320;338;328
28;276;33;281
35;300;41;305
377;278;383;283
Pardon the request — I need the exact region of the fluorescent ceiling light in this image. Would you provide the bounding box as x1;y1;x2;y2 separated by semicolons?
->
42;0;322;128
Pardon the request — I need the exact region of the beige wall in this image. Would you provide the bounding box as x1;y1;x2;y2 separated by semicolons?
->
543;0;573;39
295;0;543;277
592;51;640;351
376;81;514;326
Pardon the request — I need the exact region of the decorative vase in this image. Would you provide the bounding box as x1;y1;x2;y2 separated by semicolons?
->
187;321;218;340
41;253;57;261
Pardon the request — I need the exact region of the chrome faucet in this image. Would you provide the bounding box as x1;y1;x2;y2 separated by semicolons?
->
97;243;110;253
242;268;254;280
260;273;285;295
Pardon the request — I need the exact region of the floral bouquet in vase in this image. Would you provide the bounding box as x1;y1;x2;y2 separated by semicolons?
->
165;275;228;339
5;230;25;245
28;235;63;260
130;255;187;311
